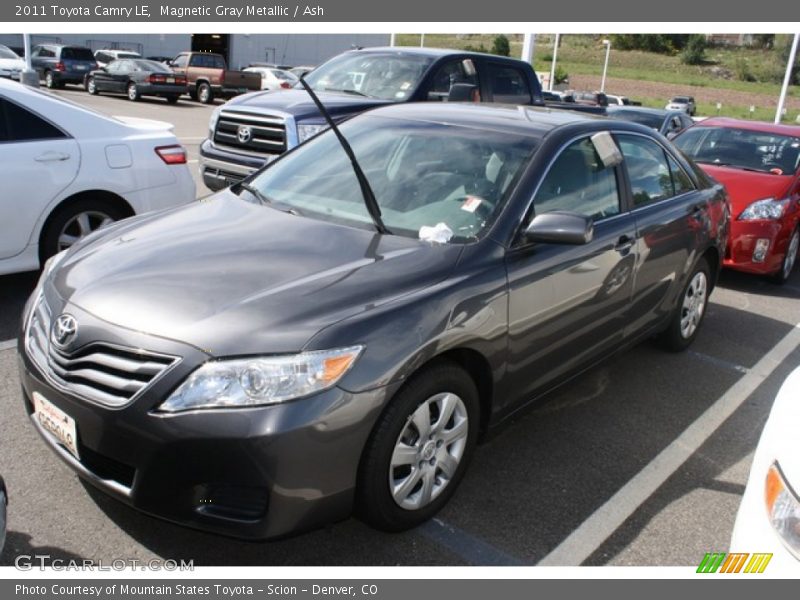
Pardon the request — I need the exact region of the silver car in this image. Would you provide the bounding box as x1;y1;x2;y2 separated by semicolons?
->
665;95;696;116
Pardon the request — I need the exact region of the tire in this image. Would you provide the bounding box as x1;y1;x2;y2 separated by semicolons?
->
44;71;55;89
772;227;799;285
127;82;141;101
197;82;213;104
39;199;127;264
166;94;180;104
658;257;711;352
357;361;479;532
86;77;98;95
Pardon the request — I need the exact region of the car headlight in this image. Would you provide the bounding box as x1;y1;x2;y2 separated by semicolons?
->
297;122;329;144
766;462;800;558
208;105;222;139
739;198;788;221
159;346;364;412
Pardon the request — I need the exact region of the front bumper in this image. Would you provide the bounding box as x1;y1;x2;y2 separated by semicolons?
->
723;219;794;276
18;302;389;539
199;138;270;191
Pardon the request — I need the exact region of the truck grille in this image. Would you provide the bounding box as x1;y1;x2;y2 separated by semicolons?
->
213;110;287;156
25;294;179;408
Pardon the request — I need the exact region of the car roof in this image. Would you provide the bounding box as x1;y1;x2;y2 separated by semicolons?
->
608;106;672;117
346;46;503;59
364;102;614;139
694;117;800;136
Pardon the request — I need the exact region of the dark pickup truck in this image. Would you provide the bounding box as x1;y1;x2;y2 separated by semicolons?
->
170;52;262;104
200;46;553;190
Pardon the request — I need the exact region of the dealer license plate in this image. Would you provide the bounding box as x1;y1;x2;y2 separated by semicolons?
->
166;77;175;83
32;392;80;460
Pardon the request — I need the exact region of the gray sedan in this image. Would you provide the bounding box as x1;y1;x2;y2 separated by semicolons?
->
19;103;729;539
607;106;695;138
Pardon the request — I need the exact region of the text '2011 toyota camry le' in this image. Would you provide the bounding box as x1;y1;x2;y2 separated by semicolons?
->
19;103;729;539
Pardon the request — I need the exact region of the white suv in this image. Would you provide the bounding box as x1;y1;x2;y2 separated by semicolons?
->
0;79;195;275
665;95;696;116
94;49;142;68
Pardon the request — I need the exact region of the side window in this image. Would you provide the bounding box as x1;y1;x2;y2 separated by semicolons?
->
427;59;478;100
2;98;65;142
617;135;674;206
487;64;531;104
667;154;695;195
211;55;225;69
533;137;621;221
172;55;187;68
38;47;55;58
30;46;41;58
0;99;9;142
96;52;110;64
189;54;202;67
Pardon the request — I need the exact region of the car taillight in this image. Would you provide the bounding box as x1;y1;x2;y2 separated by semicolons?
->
55;62;65;71
155;145;187;165
148;74;167;83
280;81;291;89
176;76;187;84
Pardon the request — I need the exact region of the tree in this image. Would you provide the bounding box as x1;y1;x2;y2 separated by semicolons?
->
681;35;707;65
491;35;511;57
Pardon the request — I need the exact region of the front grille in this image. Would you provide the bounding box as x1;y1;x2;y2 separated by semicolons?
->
204;165;249;186
213;110;286;156
26;294;179;408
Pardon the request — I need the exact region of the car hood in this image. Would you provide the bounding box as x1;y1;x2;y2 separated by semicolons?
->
697;164;794;216
50;192;462;356
227;89;392;120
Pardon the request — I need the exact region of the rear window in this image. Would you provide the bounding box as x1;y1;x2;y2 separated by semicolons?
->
0;46;19;60
609;110;664;130
61;47;95;61
133;60;171;72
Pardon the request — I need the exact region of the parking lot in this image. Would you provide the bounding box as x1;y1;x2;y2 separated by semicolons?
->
0;86;799;567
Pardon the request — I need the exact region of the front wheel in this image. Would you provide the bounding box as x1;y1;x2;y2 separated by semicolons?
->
772;227;799;285
658;257;710;352
357;361;479;532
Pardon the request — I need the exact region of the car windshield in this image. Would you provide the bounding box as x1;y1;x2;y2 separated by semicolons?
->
674;126;800;175
671;97;690;103
61;47;95;61
116;52;140;59
133;60;171;72
272;69;297;81
609;110;664;130
245;114;537;242
0;46;19;59
301;52;434;100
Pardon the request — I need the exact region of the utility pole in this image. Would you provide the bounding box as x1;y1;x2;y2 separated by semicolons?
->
775;33;799;124
549;33;561;91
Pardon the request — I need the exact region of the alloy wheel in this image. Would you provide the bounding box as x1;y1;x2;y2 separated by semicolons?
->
680;270;708;339
782;229;799;281
57;210;114;251
389;392;469;511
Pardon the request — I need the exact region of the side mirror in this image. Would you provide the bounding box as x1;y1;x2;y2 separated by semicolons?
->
524;211;594;245
448;83;478;102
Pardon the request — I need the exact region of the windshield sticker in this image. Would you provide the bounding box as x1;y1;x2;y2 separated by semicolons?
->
460;196;483;213
400;82;411;90
395;91;407;98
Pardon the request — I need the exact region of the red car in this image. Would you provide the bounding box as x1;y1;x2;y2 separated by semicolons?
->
674;118;800;283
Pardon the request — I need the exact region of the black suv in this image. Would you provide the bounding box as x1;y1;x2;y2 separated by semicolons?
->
30;44;97;89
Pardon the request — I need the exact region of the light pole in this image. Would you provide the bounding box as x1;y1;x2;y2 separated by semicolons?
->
600;38;611;93
390;33;396;47
775;33;799;124
20;33;39;87
420;33;425;48
549;33;560;91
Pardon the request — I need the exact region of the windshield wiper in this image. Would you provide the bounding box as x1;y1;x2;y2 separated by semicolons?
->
298;76;391;235
322;87;371;97
237;182;272;205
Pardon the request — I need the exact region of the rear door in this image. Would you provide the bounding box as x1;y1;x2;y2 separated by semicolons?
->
614;132;705;335
0;97;79;259
505;133;638;399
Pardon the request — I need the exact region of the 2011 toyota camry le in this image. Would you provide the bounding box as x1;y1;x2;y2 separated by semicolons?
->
19;103;730;540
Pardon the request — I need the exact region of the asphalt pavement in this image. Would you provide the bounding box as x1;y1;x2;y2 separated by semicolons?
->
0;86;799;567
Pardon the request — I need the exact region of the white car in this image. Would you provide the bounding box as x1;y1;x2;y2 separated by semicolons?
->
665;95;696;116
606;93;631;106
731;365;800;573
94;49;142;68
243;66;298;91
0;45;25;80
0;78;195;276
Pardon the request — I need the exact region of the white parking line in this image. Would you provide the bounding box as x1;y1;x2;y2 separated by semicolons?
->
538;322;800;566
0;339;17;352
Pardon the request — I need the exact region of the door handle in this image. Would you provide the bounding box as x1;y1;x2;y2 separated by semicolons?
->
35;152;70;162
615;235;635;252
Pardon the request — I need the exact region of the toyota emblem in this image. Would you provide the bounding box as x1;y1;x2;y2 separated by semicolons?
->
52;314;78;348
237;125;252;144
